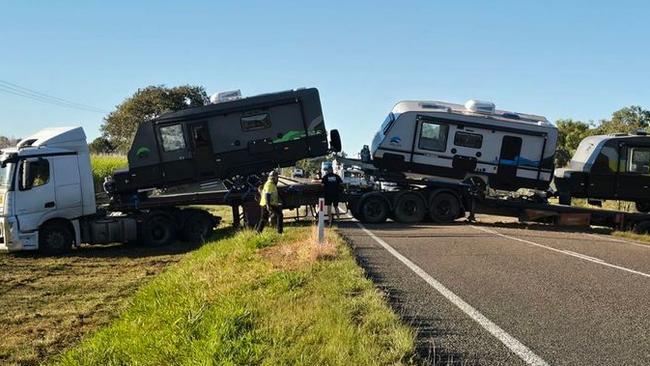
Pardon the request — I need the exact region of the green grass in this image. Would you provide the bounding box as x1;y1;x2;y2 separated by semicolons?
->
90;154;127;187
53;226;415;365
612;231;650;245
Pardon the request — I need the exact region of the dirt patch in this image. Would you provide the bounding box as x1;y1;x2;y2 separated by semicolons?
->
0;241;202;365
261;227;338;269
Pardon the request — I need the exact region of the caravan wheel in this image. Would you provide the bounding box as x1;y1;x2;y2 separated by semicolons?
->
428;192;461;223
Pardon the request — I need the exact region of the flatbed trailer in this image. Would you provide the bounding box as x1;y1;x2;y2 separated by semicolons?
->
328;157;650;233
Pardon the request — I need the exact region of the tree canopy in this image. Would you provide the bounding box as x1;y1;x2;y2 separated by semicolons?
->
88;136;116;154
0;135;20;149
596;105;650;135
554;105;650;167
101;85;208;153
554;119;593;167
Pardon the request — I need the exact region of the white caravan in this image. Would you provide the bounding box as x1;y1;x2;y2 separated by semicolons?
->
370;99;558;191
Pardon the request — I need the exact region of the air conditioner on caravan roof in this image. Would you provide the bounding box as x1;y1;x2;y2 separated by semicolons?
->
464;99;495;114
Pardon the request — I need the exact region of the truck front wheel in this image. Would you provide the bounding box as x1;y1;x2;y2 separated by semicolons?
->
141;214;177;247
39;222;73;255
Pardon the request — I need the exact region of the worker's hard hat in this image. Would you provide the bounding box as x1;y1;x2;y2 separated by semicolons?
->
270;170;279;177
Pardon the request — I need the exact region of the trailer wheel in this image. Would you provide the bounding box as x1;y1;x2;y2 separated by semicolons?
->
181;211;215;243
633;220;650;234
393;193;426;223
359;195;389;223
141;214;177;247
39;222;73;255
428;192;461;223
635;201;650;213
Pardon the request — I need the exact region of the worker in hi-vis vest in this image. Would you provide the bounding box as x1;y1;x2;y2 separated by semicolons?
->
256;170;283;234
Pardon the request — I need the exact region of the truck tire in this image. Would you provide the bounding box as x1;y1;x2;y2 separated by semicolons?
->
393;192;426;223
428;192;461;223
181;210;215;243
635;201;650;213
359;195;389;223
39;222;73;255
141;213;176;247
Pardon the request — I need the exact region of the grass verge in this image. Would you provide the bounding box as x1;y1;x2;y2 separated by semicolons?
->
612;231;650;245
54;226;416;365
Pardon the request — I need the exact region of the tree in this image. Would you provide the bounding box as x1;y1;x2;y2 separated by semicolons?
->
554;119;594;167
101;85;209;152
0;135;20;149
88;137;116;154
596;105;650;135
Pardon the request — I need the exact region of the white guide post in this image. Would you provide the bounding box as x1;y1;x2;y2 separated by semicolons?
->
318;197;325;244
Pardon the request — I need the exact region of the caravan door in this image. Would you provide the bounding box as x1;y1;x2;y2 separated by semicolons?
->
189;121;216;179
497;135;522;188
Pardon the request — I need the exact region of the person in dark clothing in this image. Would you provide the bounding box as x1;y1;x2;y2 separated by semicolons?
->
321;167;343;226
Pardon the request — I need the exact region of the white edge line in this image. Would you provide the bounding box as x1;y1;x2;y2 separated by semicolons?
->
355;222;549;366
472;226;650;279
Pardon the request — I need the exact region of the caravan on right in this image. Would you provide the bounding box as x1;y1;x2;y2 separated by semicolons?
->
554;132;650;212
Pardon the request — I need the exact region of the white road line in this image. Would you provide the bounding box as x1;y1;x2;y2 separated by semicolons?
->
472;226;650;279
562;250;605;263
355;222;550;366
587;233;650;249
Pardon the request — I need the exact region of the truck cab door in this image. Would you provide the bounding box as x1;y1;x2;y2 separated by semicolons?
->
14;157;56;232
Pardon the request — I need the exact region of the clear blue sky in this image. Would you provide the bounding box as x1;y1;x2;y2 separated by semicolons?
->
2;0;649;154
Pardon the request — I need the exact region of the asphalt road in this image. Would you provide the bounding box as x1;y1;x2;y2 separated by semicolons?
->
338;216;650;365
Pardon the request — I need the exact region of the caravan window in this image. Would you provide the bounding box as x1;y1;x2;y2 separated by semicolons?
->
628;147;650;173
418;121;449;152
380;113;395;135
160;124;186;152
241;113;271;131
454;132;483;148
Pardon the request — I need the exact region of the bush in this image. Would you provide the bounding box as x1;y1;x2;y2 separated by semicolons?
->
90;155;127;190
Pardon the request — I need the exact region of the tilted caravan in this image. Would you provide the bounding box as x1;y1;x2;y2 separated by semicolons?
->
554;133;650;212
370;99;558;191
111;88;340;195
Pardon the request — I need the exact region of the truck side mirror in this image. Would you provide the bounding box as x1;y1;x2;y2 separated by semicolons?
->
330;129;342;153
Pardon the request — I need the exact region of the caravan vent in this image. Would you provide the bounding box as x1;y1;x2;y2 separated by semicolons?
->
420;103;451;112
465;99;495;114
501;112;520;120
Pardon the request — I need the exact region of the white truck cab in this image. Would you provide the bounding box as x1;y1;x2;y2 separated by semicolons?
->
1;126;220;254
0;127;96;252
